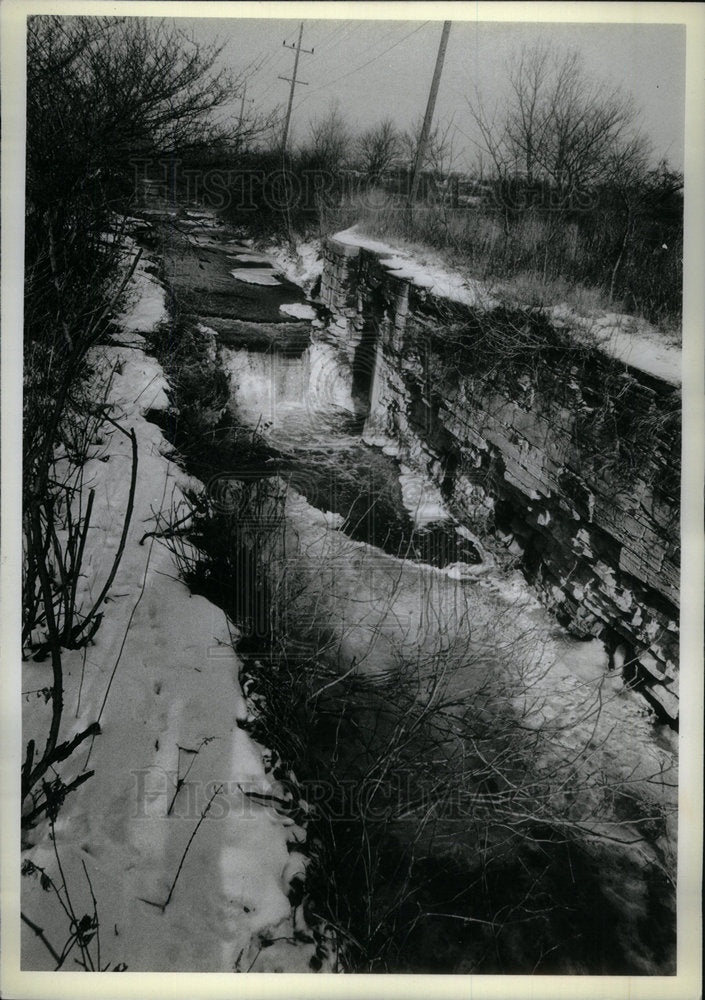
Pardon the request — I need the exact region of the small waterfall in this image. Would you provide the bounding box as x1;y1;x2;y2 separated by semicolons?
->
362;335;388;444
223;341;359;448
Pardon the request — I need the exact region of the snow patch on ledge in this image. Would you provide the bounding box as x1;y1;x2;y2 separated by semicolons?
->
228;252;273;265
230;267;281;286
332;226;681;387
398;463;451;528
279;302;317;320
551;307;681;386
332;226;493;309
113;250;168;334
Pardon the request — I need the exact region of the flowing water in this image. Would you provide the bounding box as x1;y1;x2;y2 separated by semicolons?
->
146;207;677;974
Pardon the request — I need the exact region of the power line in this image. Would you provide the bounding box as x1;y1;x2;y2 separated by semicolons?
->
310;20;353;51
328;19;408;63
293;21;430;111
316;20;365;52
250;50;278;78
255;38;305;103
319;21;430;90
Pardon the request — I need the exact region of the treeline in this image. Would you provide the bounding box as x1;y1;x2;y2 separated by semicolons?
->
183;43;683;327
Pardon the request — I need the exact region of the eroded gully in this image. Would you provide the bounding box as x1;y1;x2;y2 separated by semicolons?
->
135;204;676;974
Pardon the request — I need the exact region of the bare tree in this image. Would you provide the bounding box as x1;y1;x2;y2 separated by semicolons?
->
504;41;552;184
27;17;247;207
469;43;647;201
306;99;353;173
357;118;402;183
401;114;458;178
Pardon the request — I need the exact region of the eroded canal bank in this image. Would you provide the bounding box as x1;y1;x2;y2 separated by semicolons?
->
135;203;677;974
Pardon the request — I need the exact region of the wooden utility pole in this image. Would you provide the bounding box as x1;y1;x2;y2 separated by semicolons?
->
408;21;452;209
236;83;253;152
279;22;314;152
238;82;249;130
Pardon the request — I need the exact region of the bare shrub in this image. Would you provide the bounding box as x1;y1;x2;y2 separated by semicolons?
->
21;818;127;971
357;119;403;184
23;13;249;828
403;300;680;498
154;473;676;974
305;99;354;175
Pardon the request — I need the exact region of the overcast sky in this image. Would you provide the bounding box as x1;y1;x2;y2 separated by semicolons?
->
178;15;686;171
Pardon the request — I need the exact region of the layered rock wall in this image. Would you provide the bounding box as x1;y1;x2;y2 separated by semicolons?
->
318;234;680;724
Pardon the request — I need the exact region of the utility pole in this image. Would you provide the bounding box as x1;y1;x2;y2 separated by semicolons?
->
279;22;314;153
238;82;249;130
408;20;452;209
235;82;254;152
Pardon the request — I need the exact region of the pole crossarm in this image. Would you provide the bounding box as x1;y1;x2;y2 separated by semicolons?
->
284;41;314;54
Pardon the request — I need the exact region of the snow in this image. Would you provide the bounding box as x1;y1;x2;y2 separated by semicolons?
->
140;208;177;219
279;302;317;320
21;239;322;973
444;561;489;581
333;226;681;388
560;310;681;385
112;257;167;336
397;463;450;528
266;240;323;294
230;268;281;287
333;226;493;309
228;252;273;265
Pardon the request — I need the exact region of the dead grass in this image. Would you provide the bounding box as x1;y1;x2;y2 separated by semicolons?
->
318;189;681;337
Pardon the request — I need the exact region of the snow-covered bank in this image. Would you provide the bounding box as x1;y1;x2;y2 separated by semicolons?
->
332;226;681;387
330;226;495;310
21;244;323;973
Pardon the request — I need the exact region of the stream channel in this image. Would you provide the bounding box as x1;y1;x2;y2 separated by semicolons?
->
138;204;676;975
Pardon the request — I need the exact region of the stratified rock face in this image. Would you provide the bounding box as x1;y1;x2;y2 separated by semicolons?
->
319;236;680;725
